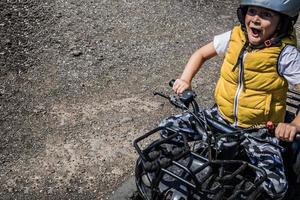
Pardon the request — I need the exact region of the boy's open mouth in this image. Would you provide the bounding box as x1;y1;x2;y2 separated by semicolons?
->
250;27;261;37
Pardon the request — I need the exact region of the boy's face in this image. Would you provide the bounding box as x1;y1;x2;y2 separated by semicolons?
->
245;6;280;46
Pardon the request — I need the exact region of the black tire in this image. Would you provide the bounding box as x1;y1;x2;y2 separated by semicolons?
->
135;157;153;200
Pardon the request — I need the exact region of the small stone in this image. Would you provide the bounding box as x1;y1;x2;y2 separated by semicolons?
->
98;56;104;61
158;102;164;107
33;109;39;113
71;50;82;57
47;187;53;194
219;15;231;19
111;168;123;175
24;187;29;194
0;87;5;95
56;12;62;18
120;117;133;123
5;39;12;46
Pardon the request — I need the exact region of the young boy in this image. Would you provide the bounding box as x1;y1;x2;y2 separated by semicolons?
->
169;0;300;199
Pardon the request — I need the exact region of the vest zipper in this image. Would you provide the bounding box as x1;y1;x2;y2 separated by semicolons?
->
233;45;248;126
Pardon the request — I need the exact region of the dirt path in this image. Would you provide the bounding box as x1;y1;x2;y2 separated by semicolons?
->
1;0;300;199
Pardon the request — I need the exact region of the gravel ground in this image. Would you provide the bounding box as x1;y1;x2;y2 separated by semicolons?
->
1;0;300;199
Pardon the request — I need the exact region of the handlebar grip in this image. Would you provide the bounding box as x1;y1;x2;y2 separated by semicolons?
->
169;79;176;87
295;133;300;141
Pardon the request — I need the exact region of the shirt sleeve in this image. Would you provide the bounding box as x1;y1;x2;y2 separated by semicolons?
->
278;45;300;85
213;31;231;57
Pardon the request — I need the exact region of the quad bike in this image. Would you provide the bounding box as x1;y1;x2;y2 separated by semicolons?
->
132;80;300;200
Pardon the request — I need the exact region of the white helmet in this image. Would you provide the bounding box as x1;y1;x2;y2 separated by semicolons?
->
240;0;300;17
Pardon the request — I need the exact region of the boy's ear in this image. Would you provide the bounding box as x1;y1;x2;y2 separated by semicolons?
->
276;22;281;30
278;15;294;36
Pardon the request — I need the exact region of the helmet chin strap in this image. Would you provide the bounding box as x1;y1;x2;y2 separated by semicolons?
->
248;35;284;50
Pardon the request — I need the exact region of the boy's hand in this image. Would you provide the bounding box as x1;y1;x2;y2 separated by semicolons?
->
173;79;191;95
275;123;298;142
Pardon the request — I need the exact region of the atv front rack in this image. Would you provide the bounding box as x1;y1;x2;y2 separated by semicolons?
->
134;126;267;200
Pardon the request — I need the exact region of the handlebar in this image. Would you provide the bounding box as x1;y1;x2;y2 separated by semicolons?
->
266;121;300;141
168;79;199;113
168;79;175;87
295;134;300;141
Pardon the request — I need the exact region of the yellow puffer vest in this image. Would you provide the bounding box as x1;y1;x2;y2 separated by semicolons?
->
214;26;297;127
